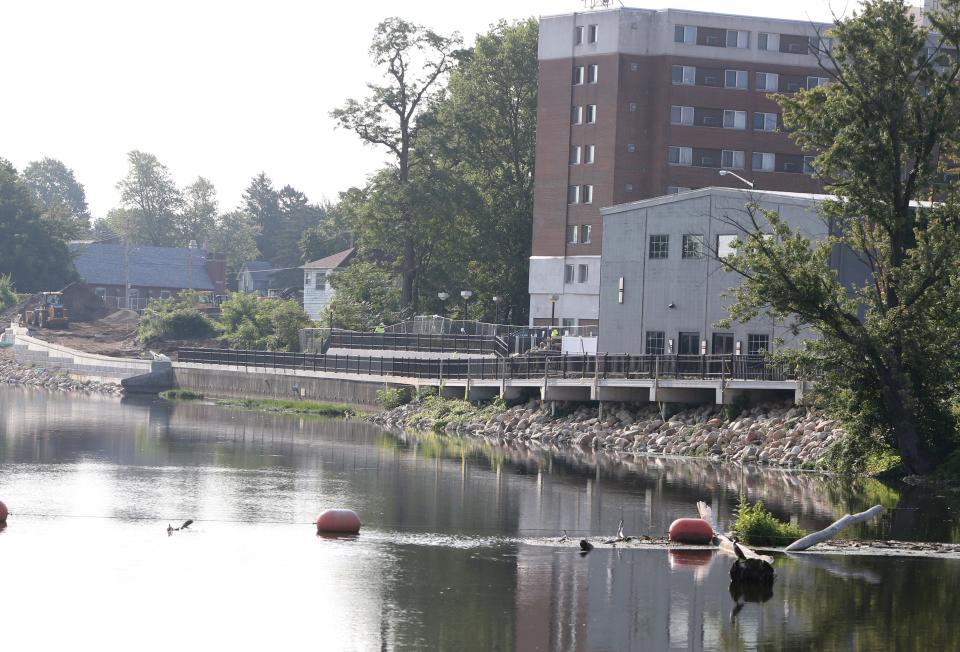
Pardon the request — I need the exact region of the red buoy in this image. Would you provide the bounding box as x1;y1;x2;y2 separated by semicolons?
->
0;500;7;523
668;518;714;544
315;509;361;534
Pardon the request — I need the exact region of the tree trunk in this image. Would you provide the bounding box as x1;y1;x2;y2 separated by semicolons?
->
884;388;934;475
400;238;416;308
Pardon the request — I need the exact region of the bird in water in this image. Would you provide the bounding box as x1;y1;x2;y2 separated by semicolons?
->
167;519;194;535
732;538;747;561
559;529;568;543
579;539;594;552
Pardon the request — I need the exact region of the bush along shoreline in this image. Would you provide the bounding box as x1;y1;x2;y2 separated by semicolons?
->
369;396;845;469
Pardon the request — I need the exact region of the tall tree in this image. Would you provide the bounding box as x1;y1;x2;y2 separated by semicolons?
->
181;177;218;247
21;157;91;239
207;210;261;280
243;172;281;262
0;159;75;291
722;0;960;474
115;150;184;246
331;17;461;309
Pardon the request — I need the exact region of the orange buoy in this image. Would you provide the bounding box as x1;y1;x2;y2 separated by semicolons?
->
315;509;361;534
0;500;7;523
668;518;714;544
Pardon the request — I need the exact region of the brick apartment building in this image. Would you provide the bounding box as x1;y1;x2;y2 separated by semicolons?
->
529;6;835;330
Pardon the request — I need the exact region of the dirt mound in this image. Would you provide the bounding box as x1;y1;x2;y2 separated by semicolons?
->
61;282;110;322
99;309;140;325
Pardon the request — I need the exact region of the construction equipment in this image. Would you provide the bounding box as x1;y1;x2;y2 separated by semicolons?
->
23;292;70;328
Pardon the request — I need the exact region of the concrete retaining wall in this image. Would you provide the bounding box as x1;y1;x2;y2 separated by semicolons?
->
12;331;167;384
171;364;386;408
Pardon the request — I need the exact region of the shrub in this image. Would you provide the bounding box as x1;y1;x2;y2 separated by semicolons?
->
161;389;204;401
0;274;16;312
724;393;751;421
414;386;438;402
217;293;309;351
731;495;806;547
138;291;214;342
376;387;412;410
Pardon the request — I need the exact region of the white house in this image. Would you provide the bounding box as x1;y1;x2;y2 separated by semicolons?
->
301;248;355;320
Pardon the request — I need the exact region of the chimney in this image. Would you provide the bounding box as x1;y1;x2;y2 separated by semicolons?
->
205;252;227;296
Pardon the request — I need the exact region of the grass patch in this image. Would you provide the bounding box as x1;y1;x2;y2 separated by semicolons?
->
161;389;205;401
376;387;412;410
417;395;507;434
215;398;356;417
731;495;806;547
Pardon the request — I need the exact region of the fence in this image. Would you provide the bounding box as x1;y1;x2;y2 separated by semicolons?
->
325;330;508;356
177;348;806;382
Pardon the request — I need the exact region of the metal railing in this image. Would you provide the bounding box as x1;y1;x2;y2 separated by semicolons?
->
177;349;808;382
326;330;503;355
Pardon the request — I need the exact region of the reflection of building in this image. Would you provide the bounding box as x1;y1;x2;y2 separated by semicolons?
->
302;248;355;320
70;242;226;311
530;6;829;329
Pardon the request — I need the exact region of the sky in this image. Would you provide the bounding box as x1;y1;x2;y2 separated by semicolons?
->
0;0;875;219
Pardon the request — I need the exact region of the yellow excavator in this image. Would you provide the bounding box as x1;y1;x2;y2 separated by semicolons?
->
24;292;70;328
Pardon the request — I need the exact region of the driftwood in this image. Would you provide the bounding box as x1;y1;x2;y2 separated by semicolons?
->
697;501;773;564
784;505;885;552
603;519;631;544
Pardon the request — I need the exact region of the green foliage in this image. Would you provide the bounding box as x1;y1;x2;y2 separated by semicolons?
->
731;496;807;547
138;290;215;342
206;210;261;278
0;159;76;292
21;157;91;240
376;387;412;410
414;385;438;402
215;398;354;417
160;389;205;401
217;293;309;351
322;260;407;331
114;150;184;246
414;394;507;434
723;393;751;421
243;173;325;273
721;0;960;474
0;274;16;312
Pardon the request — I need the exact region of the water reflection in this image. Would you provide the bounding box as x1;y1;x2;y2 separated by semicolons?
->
1;386;960;650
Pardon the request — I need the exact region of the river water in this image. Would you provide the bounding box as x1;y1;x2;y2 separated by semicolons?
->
0;386;958;651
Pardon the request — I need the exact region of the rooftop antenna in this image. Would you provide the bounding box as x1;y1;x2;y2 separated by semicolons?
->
582;0;616;9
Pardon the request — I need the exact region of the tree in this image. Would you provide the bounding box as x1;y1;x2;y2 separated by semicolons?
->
115;150;184;246
0;159;75;291
422;19;539;323
721;0;960;474
243;172;281;262
321;260;407;332
217;292;309;351
331;17;461;309
21;157;91;239
181;177;218;246
206;210;261;280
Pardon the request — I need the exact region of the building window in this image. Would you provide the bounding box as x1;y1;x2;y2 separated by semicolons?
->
668;146;692;166
159;290;171;300
667;186;690;195
747;334;770;355
580;224;592;244
630;61;639;72
671;65;696;85
574;25;584;45
754;112;779;131
587;64;598;83
625;183;634;192
585;104;597;123
571;105;583;125
674;25;696;44
725;69;748;89
570;145;581;165
807;76;829;89
585;144;595;164
756;72;779;92
582;185;594;204
566;225;579;244
726;30;749;49
315;273;326;290
649;234;669;259
628;102;637;112
682;234;705;259
564;264;575;283
723;110;746;129
752;152;775;172
94;287;106;300
721;150;745;169
717;234;738;258
670;105;694;126
804;155;816;175
627;143;637;153
561;318;576;328
588;24;598;44
578;264;589;283
678;332;700;355
567;185;579;204
758;32;780;51
573;66;584;85
645;331;666;355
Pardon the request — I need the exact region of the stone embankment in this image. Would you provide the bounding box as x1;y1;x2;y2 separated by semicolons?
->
371;398;843;468
0;348;124;396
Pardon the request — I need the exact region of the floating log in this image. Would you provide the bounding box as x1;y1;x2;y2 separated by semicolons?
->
784;504;885;552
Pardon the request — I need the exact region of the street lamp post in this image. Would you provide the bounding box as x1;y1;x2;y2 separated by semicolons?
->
549;294;559;329
438;291;449;318
492;295;500;326
460;290;473;322
718;169;755;189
